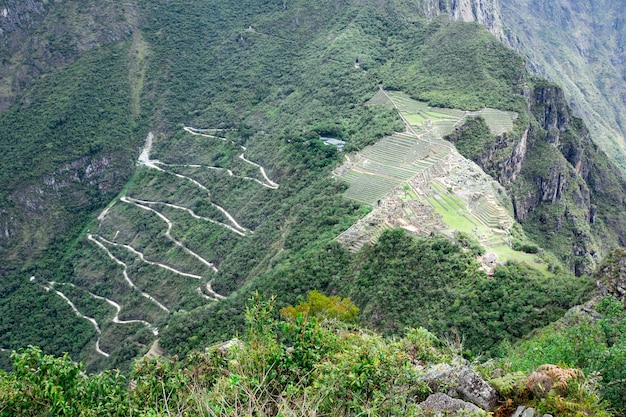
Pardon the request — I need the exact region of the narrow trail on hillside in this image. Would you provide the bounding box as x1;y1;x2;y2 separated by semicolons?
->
137;135;250;234
97;235;224;301
97;203;115;222
76;125;280;328
184;126;279;189
85;290;159;335
130;199;246;237
53;281;159;335
87;234;170;313
237;153;279;189
205;282;225;300
121;197;220;273
196;288;212;300
98;235;205;279
38;280;109;357
155;160;278;189
183;126;228;141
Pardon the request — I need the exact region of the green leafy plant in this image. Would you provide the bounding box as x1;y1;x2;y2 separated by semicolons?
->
280;290;359;323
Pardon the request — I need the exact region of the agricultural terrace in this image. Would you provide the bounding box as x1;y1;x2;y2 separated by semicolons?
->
337;89;542;271
342;90;516;206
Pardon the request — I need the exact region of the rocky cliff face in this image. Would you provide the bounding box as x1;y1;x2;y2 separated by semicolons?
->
0;0;44;32
0;153;128;263
498;0;626;173
595;248;626;302
449;76;626;275
0;1;142;265
531;85;571;146
0;0;139;112
484;81;626;274
420;0;503;36
430;0;626;176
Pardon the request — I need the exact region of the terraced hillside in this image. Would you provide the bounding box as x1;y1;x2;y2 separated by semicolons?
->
340;90;516;206
336;90;538;270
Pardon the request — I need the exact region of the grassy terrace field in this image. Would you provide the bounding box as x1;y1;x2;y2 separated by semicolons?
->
341;90;517;206
337;90;541;269
342;170;403;204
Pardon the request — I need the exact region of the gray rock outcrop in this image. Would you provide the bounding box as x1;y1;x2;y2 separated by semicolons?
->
511;405;553;417
421;363;501;411
456;367;500;411
418;392;484;416
420;0;503;36
596;248;626;302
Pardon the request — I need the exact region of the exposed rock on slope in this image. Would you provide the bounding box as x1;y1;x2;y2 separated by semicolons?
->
448;79;626;275
0;0;139;112
498;0;626;173
0;1;144;264
0;155;118;262
429;0;626;176
418;393;484;416
420;0;503;36
520;82;626;274
421;363;501;411
596;248;626;302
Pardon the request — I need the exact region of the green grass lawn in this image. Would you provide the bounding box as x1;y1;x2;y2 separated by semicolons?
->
404;113;427;124
491;244;550;274
427;195;481;234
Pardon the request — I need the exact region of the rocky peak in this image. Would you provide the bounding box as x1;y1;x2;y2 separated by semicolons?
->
530;84;571;146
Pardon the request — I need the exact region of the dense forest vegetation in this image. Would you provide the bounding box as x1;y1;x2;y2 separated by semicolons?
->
160;228;592;361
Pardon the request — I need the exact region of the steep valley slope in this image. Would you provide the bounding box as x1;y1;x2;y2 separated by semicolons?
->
0;0;624;373
428;0;626;173
500;0;626;172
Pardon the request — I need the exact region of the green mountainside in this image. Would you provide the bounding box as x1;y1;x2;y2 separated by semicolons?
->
1;0;626;414
0;0;141;112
